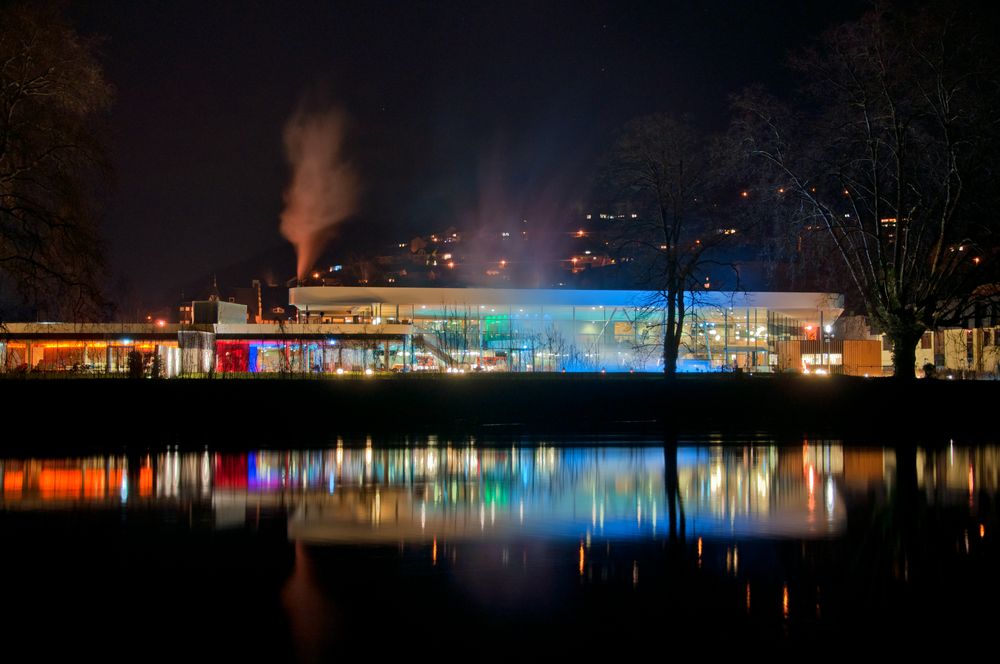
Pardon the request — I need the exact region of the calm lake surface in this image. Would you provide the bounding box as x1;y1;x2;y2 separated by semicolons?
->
0;439;996;658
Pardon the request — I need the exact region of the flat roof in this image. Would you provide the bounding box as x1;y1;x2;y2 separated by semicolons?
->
289;286;844;320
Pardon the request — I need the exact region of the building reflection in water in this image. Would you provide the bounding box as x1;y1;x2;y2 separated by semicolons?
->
2;442;996;544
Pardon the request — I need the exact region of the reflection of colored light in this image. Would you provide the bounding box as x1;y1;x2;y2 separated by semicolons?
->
783;584;789;618
578;542;585;576
39;470;82;498
214;454;248;488
139;467;153;497
84;469;105;498
3;472;24;494
432;538;437;566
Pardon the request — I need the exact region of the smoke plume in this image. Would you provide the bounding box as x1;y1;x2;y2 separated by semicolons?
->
280;106;358;280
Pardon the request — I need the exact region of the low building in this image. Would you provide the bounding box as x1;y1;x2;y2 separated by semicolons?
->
1;286;852;375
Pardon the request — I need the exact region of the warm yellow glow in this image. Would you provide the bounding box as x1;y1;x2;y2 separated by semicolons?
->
783;584;789;618
579;542;585;576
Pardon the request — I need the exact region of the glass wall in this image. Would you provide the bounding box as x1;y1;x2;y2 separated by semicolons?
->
212;339;407;375
394;301;797;373
0;339;178;374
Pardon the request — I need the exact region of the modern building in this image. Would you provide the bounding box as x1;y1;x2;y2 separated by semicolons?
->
1;286;853;375
287;287;845;373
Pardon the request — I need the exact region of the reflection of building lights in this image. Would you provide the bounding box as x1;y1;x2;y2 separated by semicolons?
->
579;542;585;576
783;584;789;618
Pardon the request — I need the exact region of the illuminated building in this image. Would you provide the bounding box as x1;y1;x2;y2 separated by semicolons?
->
0;286;861;375
288;286;845;373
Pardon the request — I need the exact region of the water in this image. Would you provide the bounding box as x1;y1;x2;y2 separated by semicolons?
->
0;440;996;658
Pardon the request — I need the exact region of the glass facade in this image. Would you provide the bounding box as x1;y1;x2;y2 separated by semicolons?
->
326;300;813;373
0;339;178;374
0;288;842;375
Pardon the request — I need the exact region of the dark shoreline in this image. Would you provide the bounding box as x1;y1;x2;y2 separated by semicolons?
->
3;373;997;450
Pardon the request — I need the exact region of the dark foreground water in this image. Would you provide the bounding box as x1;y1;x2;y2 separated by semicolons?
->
0;440;997;659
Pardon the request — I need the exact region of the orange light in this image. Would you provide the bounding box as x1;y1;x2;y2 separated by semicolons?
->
156;319;166;327
499;260;507;267
778;187;785;194
39;469;82;498
139;467;153;497
576;229;585;237
447;261;455;269
3;472;24;494
579;542;585;576
84;469;106;498
740;191;748;198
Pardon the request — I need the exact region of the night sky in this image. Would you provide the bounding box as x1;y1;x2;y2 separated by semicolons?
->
71;0;867;306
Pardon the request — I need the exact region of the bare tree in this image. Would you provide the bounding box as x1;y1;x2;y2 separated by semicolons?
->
734;2;1000;379
0;3;113;321
603;114;743;377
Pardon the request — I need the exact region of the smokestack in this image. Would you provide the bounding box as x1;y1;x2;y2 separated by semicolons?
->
280;105;358;281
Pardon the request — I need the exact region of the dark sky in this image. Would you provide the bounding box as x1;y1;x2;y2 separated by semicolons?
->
71;0;867;304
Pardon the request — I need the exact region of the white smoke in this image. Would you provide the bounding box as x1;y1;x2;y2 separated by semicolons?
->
280;106;359;280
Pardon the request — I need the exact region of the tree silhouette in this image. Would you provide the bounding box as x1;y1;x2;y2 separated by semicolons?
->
735;2;1000;379
0;3;112;321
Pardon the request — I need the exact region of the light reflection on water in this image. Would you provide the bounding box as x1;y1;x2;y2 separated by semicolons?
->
0;441;998;656
1;443;997;541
